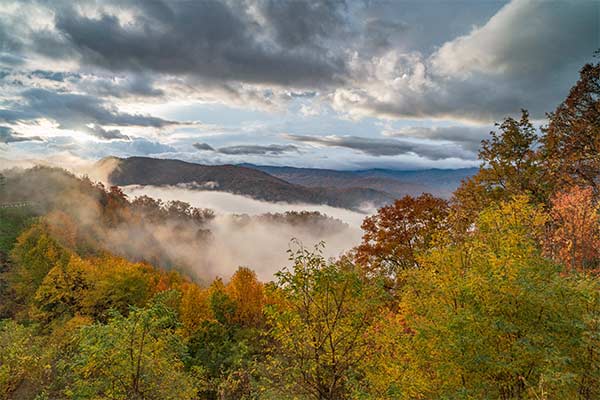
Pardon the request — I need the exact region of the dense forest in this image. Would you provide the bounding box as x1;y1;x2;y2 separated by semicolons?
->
0;62;599;400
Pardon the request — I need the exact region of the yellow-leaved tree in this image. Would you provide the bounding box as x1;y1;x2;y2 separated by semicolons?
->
267;242;388;400
368;197;599;399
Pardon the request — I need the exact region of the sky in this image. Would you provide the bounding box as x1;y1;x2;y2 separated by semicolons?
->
0;0;598;170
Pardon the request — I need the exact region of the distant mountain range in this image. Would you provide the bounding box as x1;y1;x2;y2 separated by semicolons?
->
243;164;477;199
98;157;477;210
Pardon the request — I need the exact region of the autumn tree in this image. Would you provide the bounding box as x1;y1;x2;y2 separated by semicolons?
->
30;255;92;325
45;210;80;249
166;200;214;225
187;276;262;399
380;197;600;399
68;291;195;399
543;62;600;195
454;110;550;222
30;254;155;325
267;242;387;399
546;186;600;271
179;282;212;335
0;320;51;398
355;193;448;291
79;255;154;320
101;186;131;227
7;223;70;310
225;266;265;328
480;111;548;200
130;195;165;223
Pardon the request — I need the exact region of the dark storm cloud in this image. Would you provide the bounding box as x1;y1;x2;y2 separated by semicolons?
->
79;74;164;98
0;21;23;56
337;0;599;121
384;126;492;153
0;126;43;143
193;142;298;155
284;134;474;160
85;124;129;141
260;0;347;48
0;0;596;156
0;88;178;134
51;0;346;87
29;70;79;82
362;17;408;52
216;144;299;155
193;142;215;151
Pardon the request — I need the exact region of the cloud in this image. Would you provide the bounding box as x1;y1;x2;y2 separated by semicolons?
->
0;125;43;143
29;70;79;82
362;17;408;53
259;0;348;49
193;142;215;151
284;133;474;160
382;125;491;152
20;88;177;128
0;88;179;139
2;135;176;161
216;144;299;155
0;0;596;169
193;142;299;156
332;0;598;121
99;137;176;156
429;0;595;80
2;0;595;123
50;0;346;87
84;124;129;140
77;74;164;98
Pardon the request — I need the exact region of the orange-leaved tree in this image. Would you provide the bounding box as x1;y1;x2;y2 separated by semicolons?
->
225;266;265;328
355;193;448;291
545;186;600;272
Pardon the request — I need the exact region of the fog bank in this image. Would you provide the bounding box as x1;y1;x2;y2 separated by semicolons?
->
122;185;368;280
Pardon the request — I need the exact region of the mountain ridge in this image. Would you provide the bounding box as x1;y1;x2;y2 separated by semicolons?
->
241;163;477;198
97;157;476;210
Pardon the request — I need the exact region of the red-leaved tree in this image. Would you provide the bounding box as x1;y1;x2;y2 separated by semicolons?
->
546;186;600;271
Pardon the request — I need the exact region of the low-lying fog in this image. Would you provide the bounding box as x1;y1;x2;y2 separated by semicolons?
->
123;185;370;281
1;156;373;281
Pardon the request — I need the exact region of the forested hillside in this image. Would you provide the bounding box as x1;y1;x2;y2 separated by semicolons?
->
0;62;599;400
102;156;395;209
243;164;477;199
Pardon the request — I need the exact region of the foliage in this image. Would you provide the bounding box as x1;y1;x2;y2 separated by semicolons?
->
267;242;387;399
7;223;70;309
376;198;600;399
453;110;550;224
479;110;549;203
0;207;35;255
0;320;51;399
67;291;195;400
30;253;155;324
185;273;266;399
543;63;600;194
226;267;265;328
179;282;212;335
356;194;448;292
0;59;599;400
545;186;600;271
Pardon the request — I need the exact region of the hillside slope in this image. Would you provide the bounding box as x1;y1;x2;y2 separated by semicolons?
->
243;164;477;198
99;157;394;209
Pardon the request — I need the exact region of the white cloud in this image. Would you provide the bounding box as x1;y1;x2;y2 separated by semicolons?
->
333;0;598;122
0;0;595;167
